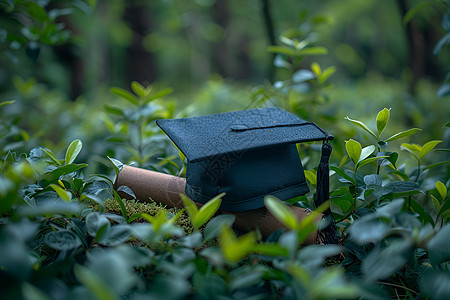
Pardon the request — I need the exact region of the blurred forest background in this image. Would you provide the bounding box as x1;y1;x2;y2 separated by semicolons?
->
0;0;449;172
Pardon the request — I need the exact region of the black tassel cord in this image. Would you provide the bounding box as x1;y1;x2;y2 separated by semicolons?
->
314;142;338;244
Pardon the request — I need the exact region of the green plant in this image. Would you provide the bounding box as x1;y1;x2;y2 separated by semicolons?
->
105;81;175;170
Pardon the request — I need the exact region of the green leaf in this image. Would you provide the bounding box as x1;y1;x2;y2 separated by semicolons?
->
0;100;15;107
113;190;128;222
252;243;289;256
65;139;82;165
264;196;298;230
436;181;447;202
311;62;321;76
267;45;296;56
403;0;431;24
194;193;223;229
219;226;257;263
319;66;336;84
131;81;147;99
330;166;355;185
358;145;376;163
45;230;82;250
376;108;390;137
400;143;421;160
297;46;328;56
107;156;123;175
431;195;441;215
144;87;173;103
98;225;131;246
420;270;450;300
357;156;387;171
385;128;421;142
424;160;450;170
349;217;390;244
444;122;450;128
74;265;119;300
104;104;124;116
345;139;362;165
110;87;139;105
181;194;199;226
419;140;442;159
86;212;110;237
44;163;88;182
203;214;236;242
304;170;317;186
427;223;450;265
50;184;71;202
42;148;62;166
345;116;377;140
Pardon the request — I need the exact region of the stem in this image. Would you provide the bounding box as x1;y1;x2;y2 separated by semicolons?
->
377;281;419;296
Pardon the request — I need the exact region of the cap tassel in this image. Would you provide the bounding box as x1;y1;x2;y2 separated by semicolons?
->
314;142;337;244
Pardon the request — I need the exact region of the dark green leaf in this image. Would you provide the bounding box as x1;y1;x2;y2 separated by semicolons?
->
203;214;236;241
403;1;431;24
113;190;128;222
362;240;413;282
44;164;88;182
420;270;450;300
98;225;131;246
86;212;110;237
117;185;136;199
107;157;123;175
349;216;390;244
45;230;82;250
364;174;382;188
330;166;355;185
427;223;450;265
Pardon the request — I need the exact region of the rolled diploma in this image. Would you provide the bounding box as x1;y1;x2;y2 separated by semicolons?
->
114;165;320;244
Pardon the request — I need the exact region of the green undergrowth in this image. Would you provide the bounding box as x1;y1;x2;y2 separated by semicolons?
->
104;197;196;235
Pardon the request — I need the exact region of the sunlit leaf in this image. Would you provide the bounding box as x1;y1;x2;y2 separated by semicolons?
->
345;139;362;165
110;87;139;106
131;81;146;99
345;116;377;140
194;193;223;229
297;46;328;56
419;140;442;159
304;170;317;186
385;128;421;142
219;226;257;263
264;196;298;230
311;62;321;76
42;148;62;166
50;184;71;202
376;108;390;137
436;181;447;202
0;100;16;107
144;87;173;103
358;145;376;163
65;139;82;165
400;143;421;160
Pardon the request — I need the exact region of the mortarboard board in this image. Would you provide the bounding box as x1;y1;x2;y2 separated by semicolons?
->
156;107;333;213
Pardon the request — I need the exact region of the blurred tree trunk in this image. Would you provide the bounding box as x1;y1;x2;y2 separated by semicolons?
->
123;2;157;85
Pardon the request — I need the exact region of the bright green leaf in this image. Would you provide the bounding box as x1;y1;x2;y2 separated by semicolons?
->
385;128;421;142
297;47;328;56
144;87;173;103
110;87;139;106
304;170;317;186
264;196;298;230
319;66;336;84
50;184;71;202
376;108;390;137
219;226;257;263
131;81;147;99
330;166;355;185
400;143;421;160
194;193;224;229
267;45;296;56
181;194;199;226
0;100;16;107
311;62;321;76
419;140;442;159
65;139;82;165
436;181;447;202
345;139;362;165
357;156;387;171
358;145;376;163
104;105;124;116
345;116;377;140
42;148;62;166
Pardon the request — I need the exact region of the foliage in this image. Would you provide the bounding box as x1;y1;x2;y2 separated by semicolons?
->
1;1;449;299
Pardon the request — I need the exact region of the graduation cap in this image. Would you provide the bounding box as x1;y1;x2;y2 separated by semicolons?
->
156;107;333;213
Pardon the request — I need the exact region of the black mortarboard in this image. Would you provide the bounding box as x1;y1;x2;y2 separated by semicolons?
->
156;107;333;213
